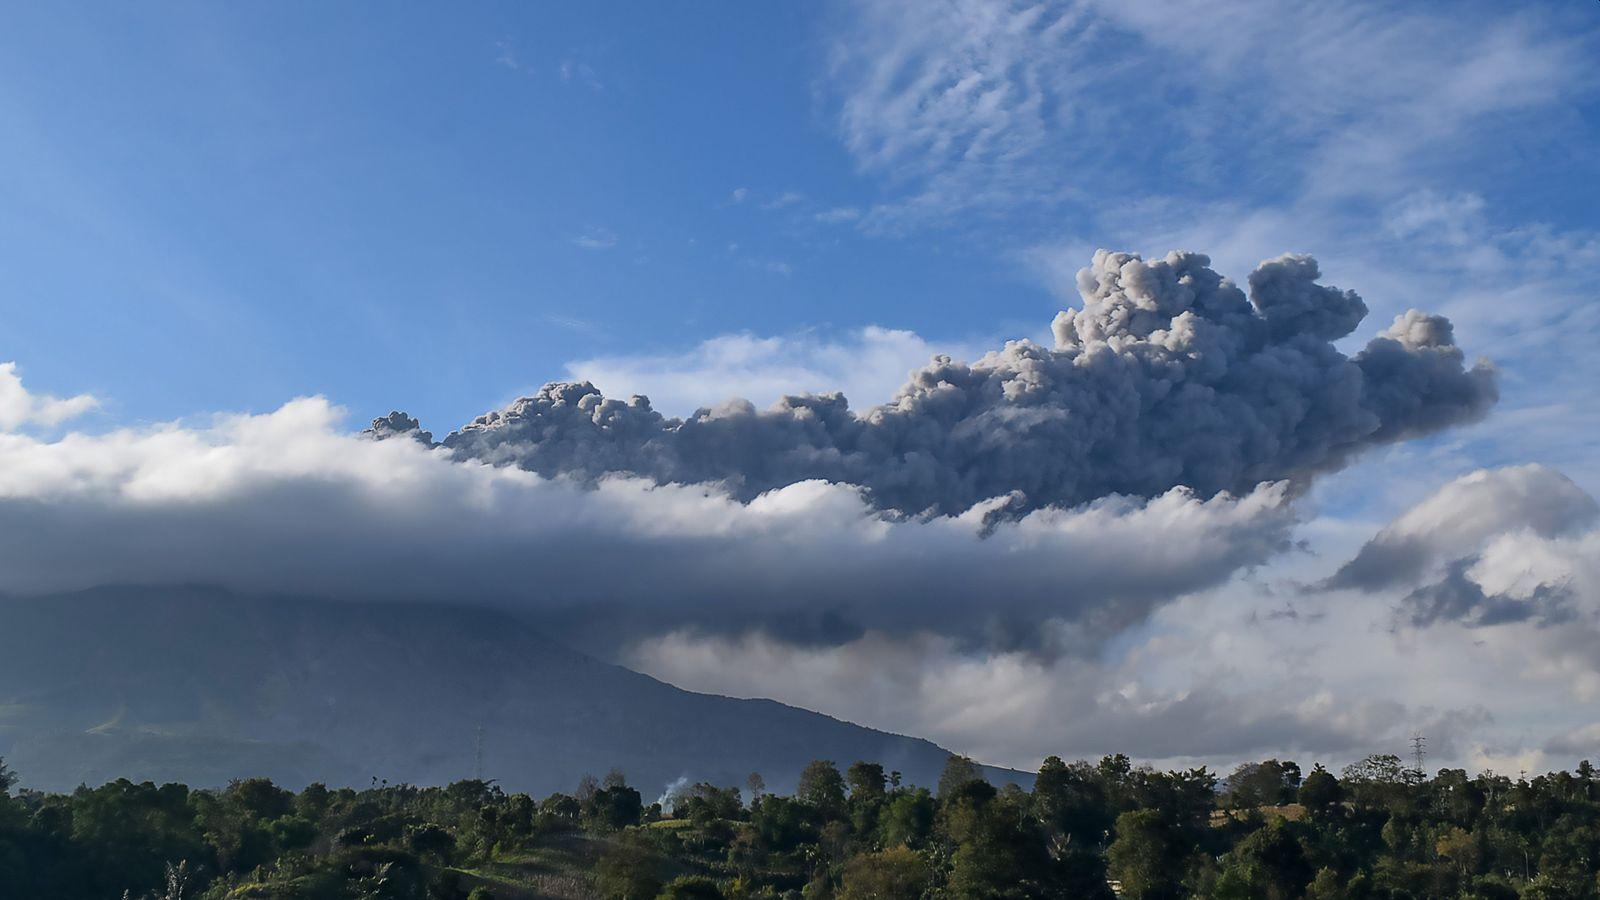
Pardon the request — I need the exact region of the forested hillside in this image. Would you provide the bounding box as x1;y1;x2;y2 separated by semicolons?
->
3;750;1597;899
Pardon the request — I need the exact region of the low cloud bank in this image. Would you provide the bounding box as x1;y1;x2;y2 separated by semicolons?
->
629;465;1600;771
0;394;1294;651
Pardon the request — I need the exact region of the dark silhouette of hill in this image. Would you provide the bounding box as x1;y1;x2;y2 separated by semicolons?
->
0;586;1024;796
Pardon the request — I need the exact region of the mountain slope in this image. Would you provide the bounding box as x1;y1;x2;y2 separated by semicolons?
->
0;586;1023;796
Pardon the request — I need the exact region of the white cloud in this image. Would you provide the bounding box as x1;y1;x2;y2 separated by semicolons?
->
628;464;1600;772
761;191;805;210
1084;0;1588;197
0;389;1296;656
493;40;522;72
1328;464;1599;591
823;0;1592;227
558;59;602;91
572;227;618;250
824;0;1099;228
564;325;988;417
0;362;97;431
814;206;862;224
625;609;1475;772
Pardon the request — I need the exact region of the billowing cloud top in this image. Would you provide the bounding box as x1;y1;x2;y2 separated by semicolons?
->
397;251;1496;515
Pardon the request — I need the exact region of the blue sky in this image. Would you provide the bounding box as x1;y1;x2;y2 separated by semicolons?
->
3;0;1600;771
9;0;1592;450
0;2;1047;429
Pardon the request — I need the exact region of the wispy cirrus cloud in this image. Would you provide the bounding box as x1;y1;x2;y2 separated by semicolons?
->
821;0;1595;229
761;191;805;211
813;206;861;224
822;0;1106;229
558;58;602;91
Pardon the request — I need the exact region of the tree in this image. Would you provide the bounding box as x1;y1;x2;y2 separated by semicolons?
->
295;782;332;820
1098;754;1135;810
1298;765;1343;819
878;789;935;849
66;780;209;898
576;774;600;805
1126;767;1217;843
846;762;887;804
0;758;15;797
10;752;1600;900
1221;820;1313;900
1341;754;1410;810
405;823;455;861
1342;754;1406;784
1427;768;1485;828
1435;826;1480;883
798;760;846;815
745;772;766;801
681;784;742;826
751;795;816;852
838;846;930;899
224;777;295;820
1223;760;1302;808
936;779;999;847
1033;756;1112;847
538;792;580;830
940;780;1051;897
1303;867;1347;900
1107;809;1187;900
846;762;888;837
937;755;984;799
584;784;644;832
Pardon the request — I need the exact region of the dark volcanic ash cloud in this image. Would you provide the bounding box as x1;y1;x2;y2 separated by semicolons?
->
395;251;1496;515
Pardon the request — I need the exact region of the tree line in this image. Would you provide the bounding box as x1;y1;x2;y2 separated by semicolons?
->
2;751;1598;898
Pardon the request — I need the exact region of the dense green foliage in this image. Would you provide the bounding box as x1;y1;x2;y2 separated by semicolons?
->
2;753;1598;898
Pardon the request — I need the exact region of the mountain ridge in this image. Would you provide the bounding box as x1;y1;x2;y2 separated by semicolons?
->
0;585;1027;797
